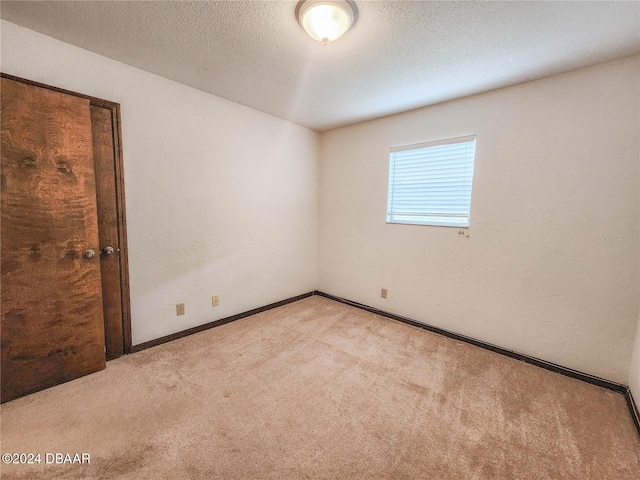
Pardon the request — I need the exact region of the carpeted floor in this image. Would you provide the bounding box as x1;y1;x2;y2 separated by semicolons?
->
1;296;639;479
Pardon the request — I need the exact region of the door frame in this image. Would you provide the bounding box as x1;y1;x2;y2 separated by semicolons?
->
1;72;133;356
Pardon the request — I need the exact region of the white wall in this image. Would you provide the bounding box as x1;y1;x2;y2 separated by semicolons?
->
630;315;640;400
319;55;640;384
1;20;319;345
630;143;640;400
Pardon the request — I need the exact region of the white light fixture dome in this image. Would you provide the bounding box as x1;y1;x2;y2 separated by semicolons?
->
297;0;357;44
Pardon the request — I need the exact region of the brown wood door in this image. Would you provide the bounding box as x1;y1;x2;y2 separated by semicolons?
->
91;106;124;360
1;78;106;403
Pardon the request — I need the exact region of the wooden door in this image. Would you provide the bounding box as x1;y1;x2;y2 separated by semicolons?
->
91;106;125;360
1;78;106;403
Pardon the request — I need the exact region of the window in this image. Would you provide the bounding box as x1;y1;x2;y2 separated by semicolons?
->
386;135;476;227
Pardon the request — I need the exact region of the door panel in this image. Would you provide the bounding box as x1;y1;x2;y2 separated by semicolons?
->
91;105;124;360
1;78;106;403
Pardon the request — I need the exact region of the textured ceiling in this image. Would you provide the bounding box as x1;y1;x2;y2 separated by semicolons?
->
1;1;639;131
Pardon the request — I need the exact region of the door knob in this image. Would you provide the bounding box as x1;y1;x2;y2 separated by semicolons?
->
102;246;115;256
83;249;96;259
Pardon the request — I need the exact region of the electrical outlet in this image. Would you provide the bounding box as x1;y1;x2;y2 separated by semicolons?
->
381;288;387;299
212;295;219;307
176;303;185;316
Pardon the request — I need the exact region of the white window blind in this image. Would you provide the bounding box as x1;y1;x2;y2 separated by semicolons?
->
387;135;476;227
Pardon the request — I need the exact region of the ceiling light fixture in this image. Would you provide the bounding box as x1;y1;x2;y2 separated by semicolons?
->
296;0;357;45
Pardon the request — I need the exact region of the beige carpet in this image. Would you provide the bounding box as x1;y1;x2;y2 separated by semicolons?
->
1;296;639;479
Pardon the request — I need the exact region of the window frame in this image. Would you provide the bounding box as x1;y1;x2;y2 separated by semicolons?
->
386;134;477;228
